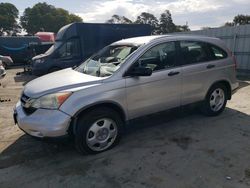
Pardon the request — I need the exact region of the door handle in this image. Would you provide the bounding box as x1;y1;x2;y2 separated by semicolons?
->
168;71;180;76
207;64;215;69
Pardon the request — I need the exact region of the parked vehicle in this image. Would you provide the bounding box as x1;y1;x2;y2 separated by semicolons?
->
31;23;152;76
0;36;41;64
0;55;13;68
0;36;53;65
14;35;239;154
35;32;55;42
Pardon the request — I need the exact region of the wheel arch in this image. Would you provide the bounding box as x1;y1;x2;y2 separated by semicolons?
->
68;101;127;136
206;80;232;100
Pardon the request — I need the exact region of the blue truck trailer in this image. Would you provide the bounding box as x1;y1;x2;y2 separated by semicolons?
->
0;36;53;65
0;36;40;64
31;23;152;75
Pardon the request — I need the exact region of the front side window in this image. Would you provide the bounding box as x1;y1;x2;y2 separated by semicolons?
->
180;41;210;65
58;38;80;58
134;42;176;71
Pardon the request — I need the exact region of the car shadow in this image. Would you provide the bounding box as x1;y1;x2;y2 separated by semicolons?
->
0;135;75;169
125;106;194;134
238;80;250;90
1;105;250;171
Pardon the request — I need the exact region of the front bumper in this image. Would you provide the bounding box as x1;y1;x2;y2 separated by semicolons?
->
14;101;72;138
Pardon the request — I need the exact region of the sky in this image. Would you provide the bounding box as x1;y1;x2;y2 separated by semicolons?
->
2;0;250;30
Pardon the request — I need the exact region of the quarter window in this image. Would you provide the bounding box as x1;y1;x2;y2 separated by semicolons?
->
134;42;176;71
209;45;228;60
180;41;210;65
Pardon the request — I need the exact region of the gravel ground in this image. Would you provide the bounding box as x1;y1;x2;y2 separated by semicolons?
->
0;68;250;188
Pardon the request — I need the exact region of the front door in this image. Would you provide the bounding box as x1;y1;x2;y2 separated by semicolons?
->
125;41;182;119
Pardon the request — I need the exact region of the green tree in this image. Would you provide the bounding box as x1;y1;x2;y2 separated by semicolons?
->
233;14;250;25
106;15;132;24
20;2;82;34
0;3;20;35
224;14;250;26
69;14;83;23
158;10;176;34
135;12;159;34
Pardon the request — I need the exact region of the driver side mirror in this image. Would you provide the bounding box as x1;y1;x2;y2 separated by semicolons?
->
126;67;152;77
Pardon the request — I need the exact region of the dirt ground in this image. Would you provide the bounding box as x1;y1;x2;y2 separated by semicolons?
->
0;68;250;188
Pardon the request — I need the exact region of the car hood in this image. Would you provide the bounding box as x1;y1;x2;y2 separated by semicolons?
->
24;68;104;98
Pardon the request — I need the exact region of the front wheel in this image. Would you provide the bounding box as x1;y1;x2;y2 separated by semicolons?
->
201;84;228;116
75;107;123;154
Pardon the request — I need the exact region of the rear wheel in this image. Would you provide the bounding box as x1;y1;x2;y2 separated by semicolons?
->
201;83;228;116
75;107;123;154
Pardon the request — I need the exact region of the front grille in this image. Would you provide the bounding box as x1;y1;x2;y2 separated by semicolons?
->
21;93;37;115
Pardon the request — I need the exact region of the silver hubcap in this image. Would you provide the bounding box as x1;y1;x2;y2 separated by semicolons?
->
86;118;118;152
209;88;225;112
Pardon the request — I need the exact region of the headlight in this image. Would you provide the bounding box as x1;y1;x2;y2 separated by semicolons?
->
35;59;45;64
31;92;72;109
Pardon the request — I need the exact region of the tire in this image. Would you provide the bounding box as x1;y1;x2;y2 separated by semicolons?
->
74;107;123;154
200;83;228;116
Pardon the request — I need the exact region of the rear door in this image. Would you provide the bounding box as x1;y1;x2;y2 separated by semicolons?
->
179;40;228;105
125;41;182;119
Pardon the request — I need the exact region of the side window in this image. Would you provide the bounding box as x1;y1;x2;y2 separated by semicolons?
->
209;45;228;60
135;42;176;71
58;38;80;58
180;41;210;65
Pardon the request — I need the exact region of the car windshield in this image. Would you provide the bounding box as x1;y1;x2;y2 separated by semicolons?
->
76;45;138;77
45;41;62;55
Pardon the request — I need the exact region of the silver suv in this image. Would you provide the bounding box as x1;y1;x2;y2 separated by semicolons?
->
14;35;239;154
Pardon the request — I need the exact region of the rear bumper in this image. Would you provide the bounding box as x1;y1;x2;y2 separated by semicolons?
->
14;101;72;138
